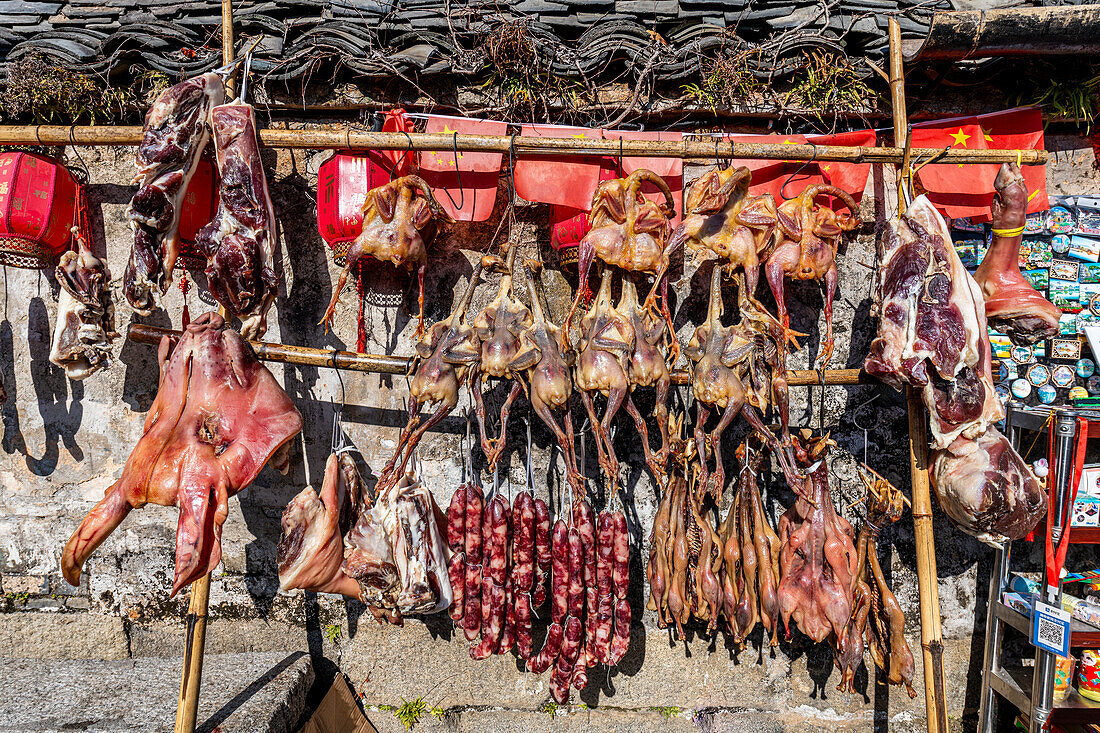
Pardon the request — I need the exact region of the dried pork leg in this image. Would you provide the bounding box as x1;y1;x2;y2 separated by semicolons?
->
974;164;1060;345
930;428;1045;543
196;100;278;339
50;229;117;380
62;312;302;595
866;195;1045;542
125;73;224;313
864;196;1001;446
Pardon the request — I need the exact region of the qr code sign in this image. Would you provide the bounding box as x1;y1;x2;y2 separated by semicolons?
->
1038;617;1065;649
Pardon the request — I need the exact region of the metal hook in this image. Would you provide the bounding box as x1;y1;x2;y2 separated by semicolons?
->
237;46;255;105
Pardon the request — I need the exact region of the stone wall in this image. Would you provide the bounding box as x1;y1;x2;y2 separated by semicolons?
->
0;130;1095;731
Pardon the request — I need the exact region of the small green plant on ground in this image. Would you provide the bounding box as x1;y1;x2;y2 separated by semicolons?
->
323;623;342;644
541;700;560;718
650;706;681;719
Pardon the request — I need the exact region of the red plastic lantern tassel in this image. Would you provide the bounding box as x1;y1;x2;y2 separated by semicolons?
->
0;152;79;269
179;273;191;328
355;263;367;354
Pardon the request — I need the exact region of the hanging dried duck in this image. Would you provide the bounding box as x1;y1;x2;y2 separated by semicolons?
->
777;432;862;685
668;165;780;296
320;176;453;338
717;435;783;647
471;249;532;471
765;185;860;368
846;467;917;697
564;170;678;357
375;259;485;493
685;264;801;501
510;260;583;493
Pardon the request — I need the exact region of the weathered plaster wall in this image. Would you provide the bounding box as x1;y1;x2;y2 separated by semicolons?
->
0;130;1094;731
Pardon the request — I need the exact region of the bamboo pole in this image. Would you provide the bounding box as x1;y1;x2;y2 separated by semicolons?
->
0;125;1047;165
127;323;870;386
173;572;210;733
222;0;236;99
173;6;236;732
890;18;948;733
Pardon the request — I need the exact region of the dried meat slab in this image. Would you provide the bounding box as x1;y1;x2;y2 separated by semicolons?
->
865;195;1001;447
196;100;278;340
125;72;224;314
62;312;302;595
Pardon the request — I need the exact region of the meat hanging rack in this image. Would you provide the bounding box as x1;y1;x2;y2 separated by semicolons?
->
0;125;1047;166
3;26;1048;733
127;324;868;385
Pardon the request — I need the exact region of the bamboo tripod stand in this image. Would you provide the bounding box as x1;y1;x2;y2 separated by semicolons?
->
5;18;1043;732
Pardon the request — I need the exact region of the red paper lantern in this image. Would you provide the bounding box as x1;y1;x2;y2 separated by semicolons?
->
0;152;79;269
316;150;391;265
176;154;218;264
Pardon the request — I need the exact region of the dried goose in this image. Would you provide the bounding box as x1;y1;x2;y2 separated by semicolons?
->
618;275;672;480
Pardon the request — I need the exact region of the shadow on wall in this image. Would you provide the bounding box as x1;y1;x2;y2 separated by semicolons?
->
8;297;86;475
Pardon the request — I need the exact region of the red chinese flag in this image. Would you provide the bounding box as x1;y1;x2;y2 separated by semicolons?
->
809;129;876;201
911;107;1047;220
419;116;506;222
514;125;603;210
602;129;683;226
727;133;815;200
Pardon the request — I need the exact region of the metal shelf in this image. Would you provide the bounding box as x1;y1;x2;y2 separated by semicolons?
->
994;601;1100;648
990;665;1100;725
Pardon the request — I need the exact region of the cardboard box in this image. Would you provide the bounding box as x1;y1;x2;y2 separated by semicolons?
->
299;676;377;733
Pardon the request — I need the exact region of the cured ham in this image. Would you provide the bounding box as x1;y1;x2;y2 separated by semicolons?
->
278;450;452;619
125;73;225;314
973;163;1060;345
865;196;1045;543
49;229;117;380
196;98;278;339
864;195;1000;446
62;312;302;595
930;429;1045;544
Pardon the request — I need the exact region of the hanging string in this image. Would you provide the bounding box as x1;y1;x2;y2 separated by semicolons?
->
779;142;819;201
439;130;466;212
